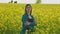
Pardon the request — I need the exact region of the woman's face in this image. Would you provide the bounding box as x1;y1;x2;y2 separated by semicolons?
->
26;6;31;15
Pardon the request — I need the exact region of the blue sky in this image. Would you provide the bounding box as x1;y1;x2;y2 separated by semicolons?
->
0;0;60;4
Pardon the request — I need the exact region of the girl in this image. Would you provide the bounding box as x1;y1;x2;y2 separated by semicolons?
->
20;4;36;34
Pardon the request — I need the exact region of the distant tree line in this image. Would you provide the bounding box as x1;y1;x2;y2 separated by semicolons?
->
36;0;41;4
9;0;17;3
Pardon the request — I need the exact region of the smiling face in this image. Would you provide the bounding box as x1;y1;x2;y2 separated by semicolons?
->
25;4;32;15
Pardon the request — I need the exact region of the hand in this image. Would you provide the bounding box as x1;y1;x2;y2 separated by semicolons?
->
24;21;30;26
26;21;30;25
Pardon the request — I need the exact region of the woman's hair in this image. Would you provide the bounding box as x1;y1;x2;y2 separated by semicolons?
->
25;4;32;15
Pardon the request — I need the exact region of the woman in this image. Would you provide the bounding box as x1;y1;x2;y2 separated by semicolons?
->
20;4;36;34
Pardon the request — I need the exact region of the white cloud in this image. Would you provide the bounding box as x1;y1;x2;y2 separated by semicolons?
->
41;0;60;4
19;0;36;4
0;0;10;3
0;0;60;4
0;0;36;4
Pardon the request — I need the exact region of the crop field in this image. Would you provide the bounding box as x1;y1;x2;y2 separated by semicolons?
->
0;3;60;34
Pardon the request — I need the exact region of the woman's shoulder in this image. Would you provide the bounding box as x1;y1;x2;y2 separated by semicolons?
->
22;13;28;17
